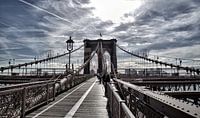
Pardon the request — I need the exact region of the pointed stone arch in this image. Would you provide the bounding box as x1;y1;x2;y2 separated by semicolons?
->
83;39;117;74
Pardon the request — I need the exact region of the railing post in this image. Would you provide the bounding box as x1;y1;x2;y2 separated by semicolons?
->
109;83;114;117
128;87;131;108
118;96;121;118
67;77;70;89
72;76;74;87
46;82;49;104
21;87;26;118
53;82;56;101
70;76;72;88
111;89;114;117
65;77;68;90
193;84;196;91
119;100;125;118
72;64;74;74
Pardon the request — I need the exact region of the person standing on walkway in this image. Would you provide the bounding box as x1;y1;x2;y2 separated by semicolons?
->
103;73;110;97
96;73;102;84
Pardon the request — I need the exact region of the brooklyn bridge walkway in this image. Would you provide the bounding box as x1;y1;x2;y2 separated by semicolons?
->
26;77;109;118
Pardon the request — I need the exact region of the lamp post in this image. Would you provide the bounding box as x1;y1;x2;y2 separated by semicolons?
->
66;36;74;70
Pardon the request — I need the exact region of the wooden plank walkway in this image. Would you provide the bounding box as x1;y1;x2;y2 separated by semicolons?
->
26;77;109;118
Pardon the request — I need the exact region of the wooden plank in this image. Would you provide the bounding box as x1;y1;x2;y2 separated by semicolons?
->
25;79;90;117
26;77;109;118
73;81;109;118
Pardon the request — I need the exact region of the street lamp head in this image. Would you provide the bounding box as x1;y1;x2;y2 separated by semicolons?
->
66;36;74;51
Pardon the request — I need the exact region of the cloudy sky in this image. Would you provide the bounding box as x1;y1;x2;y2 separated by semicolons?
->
0;0;200;67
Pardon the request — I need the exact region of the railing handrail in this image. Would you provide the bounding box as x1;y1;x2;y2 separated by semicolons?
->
131;80;200;84
0;73;92;118
113;78;200;118
121;103;135;118
107;80;135;118
0;79;55;91
52;74;62;82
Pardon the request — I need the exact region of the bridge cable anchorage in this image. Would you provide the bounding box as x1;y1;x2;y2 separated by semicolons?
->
116;44;200;75
0;45;84;72
75;43;99;74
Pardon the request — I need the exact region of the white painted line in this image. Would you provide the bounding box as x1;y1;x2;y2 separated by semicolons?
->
64;79;96;118
32;83;86;118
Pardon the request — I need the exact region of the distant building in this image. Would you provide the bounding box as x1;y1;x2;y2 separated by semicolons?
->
125;68;169;76
125;69;137;75
144;68;168;76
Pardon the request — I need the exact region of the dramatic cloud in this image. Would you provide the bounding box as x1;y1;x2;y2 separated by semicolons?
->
0;0;200;67
113;0;200;61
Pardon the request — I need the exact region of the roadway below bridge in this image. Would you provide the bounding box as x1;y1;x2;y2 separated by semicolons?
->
26;77;109;118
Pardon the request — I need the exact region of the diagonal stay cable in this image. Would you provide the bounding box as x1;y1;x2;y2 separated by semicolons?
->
100;42;105;74
99;41;108;75
75;43;99;74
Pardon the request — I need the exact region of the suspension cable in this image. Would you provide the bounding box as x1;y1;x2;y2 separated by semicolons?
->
75;43;99;73
116;44;200;75
99;42;107;75
0;45;84;72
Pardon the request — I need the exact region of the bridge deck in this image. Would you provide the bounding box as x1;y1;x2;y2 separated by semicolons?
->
26;77;109;118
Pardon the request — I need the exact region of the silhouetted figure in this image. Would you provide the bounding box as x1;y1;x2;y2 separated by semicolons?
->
103;73;110;97
102;73;111;117
96;73;102;84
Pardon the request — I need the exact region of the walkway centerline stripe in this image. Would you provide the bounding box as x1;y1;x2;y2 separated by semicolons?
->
32;82;86;118
64;78;96;118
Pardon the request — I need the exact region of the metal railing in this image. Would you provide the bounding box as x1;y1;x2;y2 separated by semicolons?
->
0;80;55;118
107;81;135;118
113;78;200;118
0;74;90;118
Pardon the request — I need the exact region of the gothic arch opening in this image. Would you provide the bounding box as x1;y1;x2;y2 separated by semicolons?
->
90;53;98;74
103;51;111;73
83;39;117;74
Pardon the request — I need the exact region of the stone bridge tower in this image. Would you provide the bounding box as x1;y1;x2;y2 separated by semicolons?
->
83;39;117;74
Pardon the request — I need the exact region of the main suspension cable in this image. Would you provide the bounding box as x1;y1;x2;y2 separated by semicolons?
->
0;45;84;71
117;44;200;75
